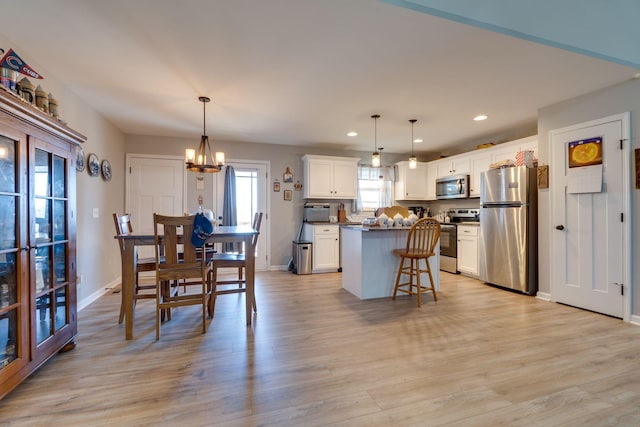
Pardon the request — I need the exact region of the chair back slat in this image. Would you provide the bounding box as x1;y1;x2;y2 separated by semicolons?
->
113;213;134;253
405;218;441;256
154;214;204;280
251;212;263;247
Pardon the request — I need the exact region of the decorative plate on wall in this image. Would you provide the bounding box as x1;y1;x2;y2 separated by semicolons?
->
76;147;85;172
101;159;112;181
87;153;100;177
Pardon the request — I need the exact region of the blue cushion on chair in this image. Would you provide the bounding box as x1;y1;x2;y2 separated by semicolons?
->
191;213;213;247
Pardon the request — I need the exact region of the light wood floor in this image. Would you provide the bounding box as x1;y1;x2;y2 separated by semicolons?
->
1;271;639;426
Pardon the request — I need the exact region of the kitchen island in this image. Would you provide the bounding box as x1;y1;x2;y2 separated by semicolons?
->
341;225;440;300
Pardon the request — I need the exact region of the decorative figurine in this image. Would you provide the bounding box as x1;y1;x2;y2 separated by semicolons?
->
16;77;34;104
35;85;48;113
48;93;59;118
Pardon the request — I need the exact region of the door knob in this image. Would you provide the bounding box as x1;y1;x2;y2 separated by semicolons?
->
555;225;565;230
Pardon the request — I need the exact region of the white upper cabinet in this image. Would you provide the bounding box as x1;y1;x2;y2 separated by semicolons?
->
426;162;438;200
395;161;428;200
470;152;491;197
302;155;359;199
436;155;470;178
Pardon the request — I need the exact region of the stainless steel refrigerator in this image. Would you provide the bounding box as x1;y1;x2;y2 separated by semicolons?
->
479;166;537;295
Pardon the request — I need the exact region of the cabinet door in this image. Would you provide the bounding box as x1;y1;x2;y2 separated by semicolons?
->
29;137;76;365
451;156;470;175
332;160;357;199
305;158;334;198
313;232;339;271
436;161;454;178
395;162;427;200
0;128;29;380
426;162;438;200
436;156;470;178
470;153;491;197
457;226;479;276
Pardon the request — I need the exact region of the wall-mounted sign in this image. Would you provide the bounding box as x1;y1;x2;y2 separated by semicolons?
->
568;136;602;168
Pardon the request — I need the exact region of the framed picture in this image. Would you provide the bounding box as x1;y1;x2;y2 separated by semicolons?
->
294;180;302;191
284;189;292;201
76;147;85;172
568;137;602;168
101;159;112;181
87;153;100;177
273;180;280;192
283;167;293;183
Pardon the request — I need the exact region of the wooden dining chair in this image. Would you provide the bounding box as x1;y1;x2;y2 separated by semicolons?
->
113;213;157;323
392;217;441;307
210;212;262;316
153;213;213;340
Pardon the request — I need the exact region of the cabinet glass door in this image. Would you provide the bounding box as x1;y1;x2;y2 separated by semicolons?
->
0;133;27;374
31;140;74;350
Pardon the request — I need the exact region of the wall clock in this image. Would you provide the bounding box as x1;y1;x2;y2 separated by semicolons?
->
87;153;100;177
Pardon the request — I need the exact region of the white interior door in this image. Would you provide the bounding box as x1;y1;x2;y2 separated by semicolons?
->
550;114;630;318
216;160;269;271
126;154;185;257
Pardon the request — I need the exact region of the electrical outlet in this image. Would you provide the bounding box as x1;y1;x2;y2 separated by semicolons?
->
77;275;83;285
92;208;99;218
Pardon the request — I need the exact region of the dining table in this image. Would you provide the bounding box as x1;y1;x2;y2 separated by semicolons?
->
115;225;259;340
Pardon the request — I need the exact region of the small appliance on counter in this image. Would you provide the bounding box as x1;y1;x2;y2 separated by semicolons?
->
303;204;330;222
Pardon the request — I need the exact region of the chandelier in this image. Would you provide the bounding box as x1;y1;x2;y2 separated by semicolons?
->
185;96;224;173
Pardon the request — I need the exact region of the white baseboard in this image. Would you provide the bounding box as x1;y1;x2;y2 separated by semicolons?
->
78;277;121;312
536;292;551;301
630;314;640;326
270;265;289;271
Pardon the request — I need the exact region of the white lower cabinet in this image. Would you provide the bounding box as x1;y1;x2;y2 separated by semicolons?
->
302;224;340;273
457;225;479;277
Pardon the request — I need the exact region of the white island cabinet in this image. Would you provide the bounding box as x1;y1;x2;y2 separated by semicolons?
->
302;154;359;199
341;226;440;300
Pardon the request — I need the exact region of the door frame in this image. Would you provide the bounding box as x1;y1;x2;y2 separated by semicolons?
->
549;112;631;321
215;158;270;271
124;153;188;215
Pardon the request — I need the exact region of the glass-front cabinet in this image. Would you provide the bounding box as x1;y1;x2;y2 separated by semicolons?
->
0;89;85;399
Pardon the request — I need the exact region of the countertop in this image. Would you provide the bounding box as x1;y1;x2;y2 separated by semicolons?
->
340;225;413;231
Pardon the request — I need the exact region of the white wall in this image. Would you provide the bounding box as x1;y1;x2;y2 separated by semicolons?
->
0;35;127;306
537;77;640;315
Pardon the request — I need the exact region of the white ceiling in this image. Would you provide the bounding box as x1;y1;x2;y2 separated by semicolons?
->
0;0;636;157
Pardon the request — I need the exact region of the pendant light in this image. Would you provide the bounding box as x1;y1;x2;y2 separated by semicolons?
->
371;114;381;167
408;119;417;169
185;96;225;173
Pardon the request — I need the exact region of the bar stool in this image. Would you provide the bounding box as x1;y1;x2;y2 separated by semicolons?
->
392;218;441;307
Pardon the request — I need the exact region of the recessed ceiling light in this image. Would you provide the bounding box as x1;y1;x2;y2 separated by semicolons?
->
474;114;488;121
413;138;423;143
347;131;358;137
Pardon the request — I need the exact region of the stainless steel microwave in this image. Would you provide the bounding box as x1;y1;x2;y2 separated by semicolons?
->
435;174;469;199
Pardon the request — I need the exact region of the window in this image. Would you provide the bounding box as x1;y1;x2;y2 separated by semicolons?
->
357;166;394;213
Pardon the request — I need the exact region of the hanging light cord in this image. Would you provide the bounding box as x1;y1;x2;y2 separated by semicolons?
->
411;120;414;156
202;100;206;136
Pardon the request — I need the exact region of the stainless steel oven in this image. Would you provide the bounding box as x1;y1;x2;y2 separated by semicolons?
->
440;223;457;273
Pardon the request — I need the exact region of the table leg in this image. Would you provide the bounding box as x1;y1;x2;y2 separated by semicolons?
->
122;240;136;340
245;237;255;326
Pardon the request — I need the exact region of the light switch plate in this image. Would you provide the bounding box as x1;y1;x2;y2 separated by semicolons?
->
92;208;99;218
